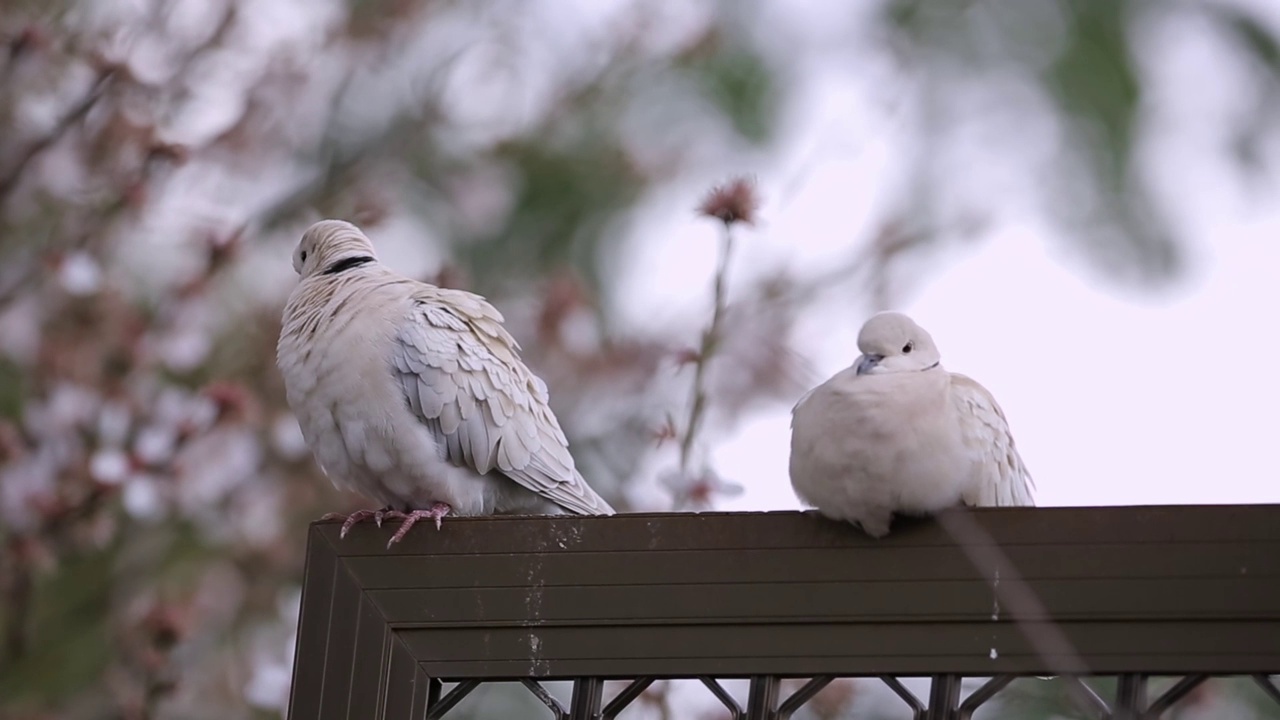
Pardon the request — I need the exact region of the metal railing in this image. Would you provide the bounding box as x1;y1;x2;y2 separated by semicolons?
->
286;505;1280;719
417;674;1280;719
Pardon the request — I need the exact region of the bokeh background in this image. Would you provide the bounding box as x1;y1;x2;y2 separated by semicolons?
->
1;0;1279;718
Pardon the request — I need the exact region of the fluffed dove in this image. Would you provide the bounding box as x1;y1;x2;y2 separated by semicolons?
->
277;219;614;545
789;311;1033;537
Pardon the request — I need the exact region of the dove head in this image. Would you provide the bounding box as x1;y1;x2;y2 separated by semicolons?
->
854;312;942;376
293;219;379;277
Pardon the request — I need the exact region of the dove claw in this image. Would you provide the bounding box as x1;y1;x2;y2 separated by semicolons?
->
384;503;452;546
328;507;395;539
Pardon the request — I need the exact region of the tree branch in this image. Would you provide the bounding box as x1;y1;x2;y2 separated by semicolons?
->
0;67;117;205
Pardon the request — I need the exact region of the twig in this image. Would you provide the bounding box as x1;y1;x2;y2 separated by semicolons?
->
0;66;117;204
169;2;236;81
667;177;758;510
0;538;32;670
678;223;736;474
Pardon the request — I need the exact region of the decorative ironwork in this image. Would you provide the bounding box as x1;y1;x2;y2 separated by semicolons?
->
1256;675;1280;706
411;674;1280;719
776;676;832;719
881;675;927;717
286;506;1280;719
426;680;478;719
699;677;745;718
601;678;652;719
958;674;1013;717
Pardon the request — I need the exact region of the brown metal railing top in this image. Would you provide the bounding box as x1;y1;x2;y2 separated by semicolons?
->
286;505;1280;719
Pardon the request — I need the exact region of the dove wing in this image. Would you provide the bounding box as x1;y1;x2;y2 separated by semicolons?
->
390;286;613;516
949;372;1035;508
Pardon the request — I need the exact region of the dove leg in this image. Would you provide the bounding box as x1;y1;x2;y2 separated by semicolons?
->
320;507;396;538
383;502;453;547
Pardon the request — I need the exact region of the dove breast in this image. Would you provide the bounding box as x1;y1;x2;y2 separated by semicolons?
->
788;311;1033;537
789;365;972;532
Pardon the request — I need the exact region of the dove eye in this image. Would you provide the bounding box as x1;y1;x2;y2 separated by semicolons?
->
902;341;914;354
300;250;309;262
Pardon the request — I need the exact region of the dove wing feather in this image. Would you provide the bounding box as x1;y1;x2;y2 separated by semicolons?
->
391;287;613;516
949;373;1035;508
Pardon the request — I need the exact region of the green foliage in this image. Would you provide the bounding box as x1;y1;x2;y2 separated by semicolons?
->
1046;1;1140;182
1046;0;1179;284
1208;5;1280;174
1222;8;1280;71
683;44;778;144
881;0;1196;287
0;541;114;706
0;358;24;420
471;136;644;296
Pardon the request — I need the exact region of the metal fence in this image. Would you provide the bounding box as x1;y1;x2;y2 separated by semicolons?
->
286;506;1280;719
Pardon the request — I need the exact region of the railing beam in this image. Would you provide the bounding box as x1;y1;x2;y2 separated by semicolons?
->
570;677;604;720
746;675;780;720
925;674;961;720
1114;674;1147;720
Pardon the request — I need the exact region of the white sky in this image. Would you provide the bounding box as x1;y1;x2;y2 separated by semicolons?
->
703;215;1280;511
616;0;1280;513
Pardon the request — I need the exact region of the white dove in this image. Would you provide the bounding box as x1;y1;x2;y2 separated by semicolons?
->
277;219;614;545
789;311;1033;538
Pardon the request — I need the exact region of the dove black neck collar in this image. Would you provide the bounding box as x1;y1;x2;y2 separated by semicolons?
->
921;361;940;371
322;256;375;276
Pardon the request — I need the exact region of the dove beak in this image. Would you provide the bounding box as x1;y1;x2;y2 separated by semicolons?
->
855;354;883;376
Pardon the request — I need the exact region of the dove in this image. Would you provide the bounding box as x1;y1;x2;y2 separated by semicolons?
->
276;219;614;546
788;311;1033;538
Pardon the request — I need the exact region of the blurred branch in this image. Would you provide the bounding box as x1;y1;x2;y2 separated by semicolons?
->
678;221;735;474
1;536;33;671
0;65;117;204
740;219;926;318
171;2;237;80
664;178;759;512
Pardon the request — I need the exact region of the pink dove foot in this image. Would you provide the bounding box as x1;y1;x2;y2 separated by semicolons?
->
382;502;452;547
320;506;395;539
